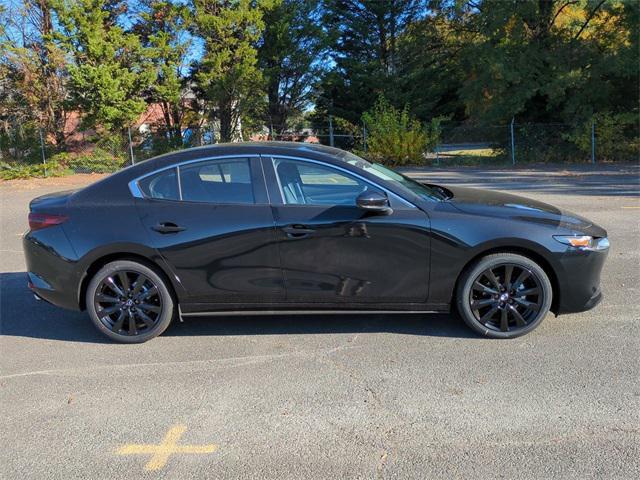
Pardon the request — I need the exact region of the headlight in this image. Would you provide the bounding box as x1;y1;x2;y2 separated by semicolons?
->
553;235;609;251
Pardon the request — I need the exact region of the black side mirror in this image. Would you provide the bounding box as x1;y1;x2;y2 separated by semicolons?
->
356;190;393;215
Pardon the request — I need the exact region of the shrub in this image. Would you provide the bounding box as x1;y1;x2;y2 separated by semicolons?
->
362;96;434;166
0;159;69;180
567;113;639;162
65;148;125;173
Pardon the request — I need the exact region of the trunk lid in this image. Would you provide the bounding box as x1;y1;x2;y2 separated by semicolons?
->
29;189;77;212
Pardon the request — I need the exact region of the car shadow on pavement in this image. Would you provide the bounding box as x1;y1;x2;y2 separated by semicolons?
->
0;272;474;343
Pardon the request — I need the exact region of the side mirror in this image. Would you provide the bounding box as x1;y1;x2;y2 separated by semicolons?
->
356;190;392;215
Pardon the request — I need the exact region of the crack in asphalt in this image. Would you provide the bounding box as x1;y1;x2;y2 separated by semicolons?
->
0;343;363;380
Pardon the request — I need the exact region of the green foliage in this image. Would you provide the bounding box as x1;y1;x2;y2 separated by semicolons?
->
51;0;154;132
362;96;432;166
568;113;640;162
458;0;639;126
258;0;328;134
192;0;268;142
0;159;69;180
64;148;125;173
316;0;423;125
133;0;192;141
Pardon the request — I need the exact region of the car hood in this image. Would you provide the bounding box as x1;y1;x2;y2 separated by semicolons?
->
443;185;603;234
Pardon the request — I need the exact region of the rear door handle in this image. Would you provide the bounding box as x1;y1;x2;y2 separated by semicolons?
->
282;224;315;238
152;222;186;234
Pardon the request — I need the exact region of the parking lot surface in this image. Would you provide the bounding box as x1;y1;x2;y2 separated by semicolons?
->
1;166;639;479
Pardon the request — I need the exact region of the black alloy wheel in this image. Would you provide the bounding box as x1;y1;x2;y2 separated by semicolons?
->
86;260;174;343
457;253;552;339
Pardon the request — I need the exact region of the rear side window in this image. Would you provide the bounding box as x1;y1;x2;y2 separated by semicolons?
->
179;158;254;204
139;168;179;200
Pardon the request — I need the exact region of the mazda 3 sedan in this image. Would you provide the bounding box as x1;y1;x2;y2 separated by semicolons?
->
23;142;609;342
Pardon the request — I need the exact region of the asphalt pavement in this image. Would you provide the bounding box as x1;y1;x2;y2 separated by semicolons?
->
1;165;639;479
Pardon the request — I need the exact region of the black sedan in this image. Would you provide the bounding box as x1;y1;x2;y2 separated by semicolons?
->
23;142;609;342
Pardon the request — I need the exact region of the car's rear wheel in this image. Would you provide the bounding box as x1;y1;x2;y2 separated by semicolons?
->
86;260;175;343
456;253;552;339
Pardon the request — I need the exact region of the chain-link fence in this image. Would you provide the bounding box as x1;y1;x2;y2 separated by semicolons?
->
1;118;637;180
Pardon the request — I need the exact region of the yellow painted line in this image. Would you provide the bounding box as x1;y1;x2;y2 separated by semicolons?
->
621;206;640;209
116;424;218;471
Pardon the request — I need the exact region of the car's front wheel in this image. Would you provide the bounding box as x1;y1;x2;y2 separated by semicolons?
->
86;260;175;343
456;253;552;339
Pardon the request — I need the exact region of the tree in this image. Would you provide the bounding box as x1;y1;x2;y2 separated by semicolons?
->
192;0;267;142
0;0;68;148
316;0;425;125
258;0;328;136
52;0;154;133
457;0;637;125
133;0;192;143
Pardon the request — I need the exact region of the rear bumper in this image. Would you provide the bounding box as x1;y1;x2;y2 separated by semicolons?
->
23;230;82;311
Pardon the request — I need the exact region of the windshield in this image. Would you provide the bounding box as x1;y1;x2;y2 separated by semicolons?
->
338;151;447;201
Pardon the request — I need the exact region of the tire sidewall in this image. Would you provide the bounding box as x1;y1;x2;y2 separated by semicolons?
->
457;253;553;339
86;260;174;343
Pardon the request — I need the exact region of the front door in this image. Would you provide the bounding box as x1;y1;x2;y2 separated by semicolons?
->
135;156;284;309
264;157;431;306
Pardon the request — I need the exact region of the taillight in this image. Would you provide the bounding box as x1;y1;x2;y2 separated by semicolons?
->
28;213;68;231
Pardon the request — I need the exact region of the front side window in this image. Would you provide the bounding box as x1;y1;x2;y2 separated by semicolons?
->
179;158;254;204
273;158;378;206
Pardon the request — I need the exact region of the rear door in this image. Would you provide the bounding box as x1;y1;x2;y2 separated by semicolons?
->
263;156;431;306
134;156;284;309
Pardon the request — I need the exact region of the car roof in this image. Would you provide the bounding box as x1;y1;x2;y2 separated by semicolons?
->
146;142;350;167
73;142;364;202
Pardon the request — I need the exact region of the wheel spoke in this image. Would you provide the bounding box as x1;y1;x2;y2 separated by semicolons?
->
504;265;514;291
98;305;120;318
512;297;540;311
483;269;501;290
96;293;119;303
509;305;527;327
139;303;161;314
104;277;125;297
473;281;498;295
479;305;499;324
500;308;509;332
138;286;158;301
112;311;126;331
512;269;531;290
127;311;137;335
518;287;539;296
118;271;130;293
130;274;148;296
471;298;495;310
137;310;156;328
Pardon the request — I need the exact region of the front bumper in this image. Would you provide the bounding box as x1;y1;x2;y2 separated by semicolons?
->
554;246;608;315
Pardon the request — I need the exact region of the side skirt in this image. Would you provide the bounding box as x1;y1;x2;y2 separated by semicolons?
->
179;309;443;318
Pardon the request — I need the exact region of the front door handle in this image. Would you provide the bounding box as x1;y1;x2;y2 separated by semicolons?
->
152;222;187;234
282;224;315;238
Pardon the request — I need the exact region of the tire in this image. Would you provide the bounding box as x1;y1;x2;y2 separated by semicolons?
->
86;260;175;343
456;253;552;339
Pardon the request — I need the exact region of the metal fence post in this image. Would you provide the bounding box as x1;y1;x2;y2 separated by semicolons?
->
127;126;135;165
38;127;47;176
591;121;596;164
328;115;335;147
362;121;367;153
510;117;516;166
